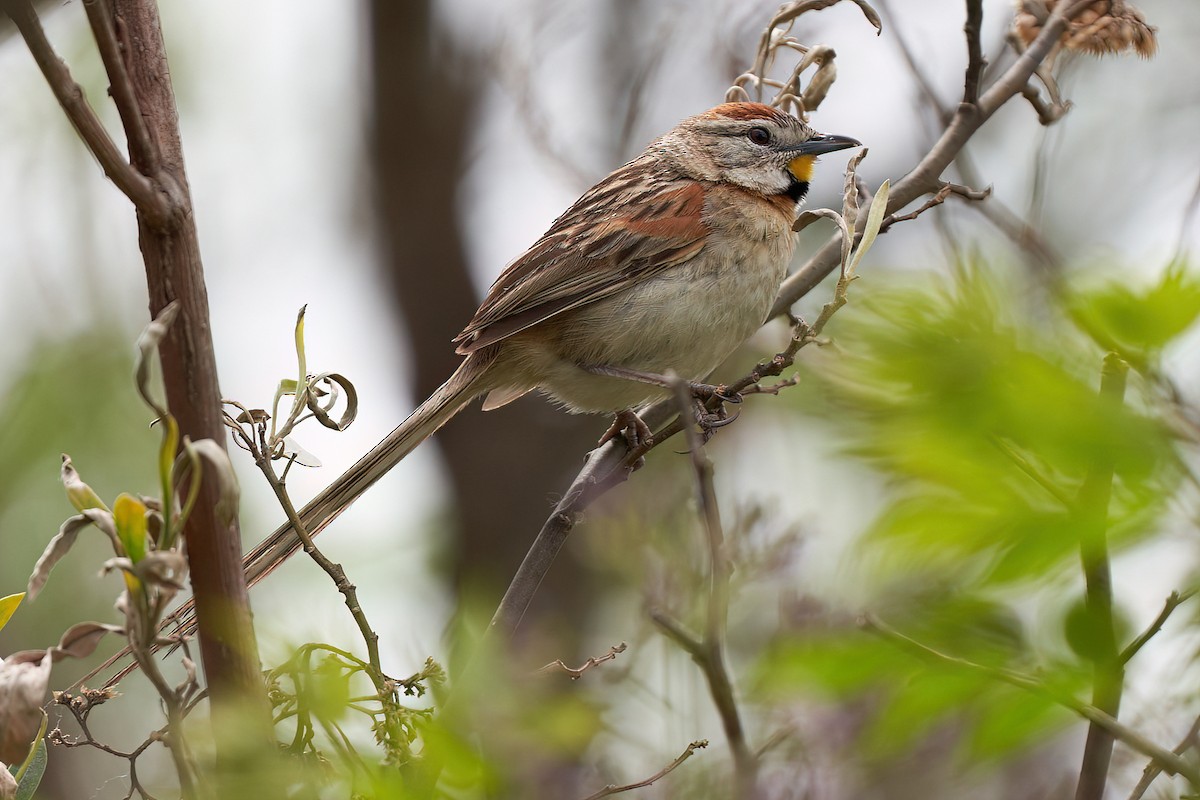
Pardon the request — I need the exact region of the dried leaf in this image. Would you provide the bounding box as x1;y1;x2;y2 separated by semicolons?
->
235;408;270;424
1014;0;1156;58
50;622;123;661
841;147;870;241
0;596;22;634
798;45;838;112
795;208;852;273
179;439;241;525
59;455;107;514
279;436;322;468
134;301;180;418
0;652;50;765
0;763;14;799
306;373;358;431
133;552;188;593
27;510;117;602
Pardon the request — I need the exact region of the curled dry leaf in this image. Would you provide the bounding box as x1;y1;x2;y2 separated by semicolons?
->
180;439;241;525
798;45;838;112
1014;0;1157;58
134;552;188;593
770;0;881;35
27;508;119;601
49;622;123;661
305;372;358;431
0;651;50;765
134;301;180;418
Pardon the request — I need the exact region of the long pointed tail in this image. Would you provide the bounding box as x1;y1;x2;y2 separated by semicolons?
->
90;355;494;689
245;354;493;583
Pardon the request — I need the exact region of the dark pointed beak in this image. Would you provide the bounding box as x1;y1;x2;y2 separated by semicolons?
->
790;133;862;156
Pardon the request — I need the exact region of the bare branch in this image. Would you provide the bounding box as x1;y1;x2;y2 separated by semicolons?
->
1;0;171;224
81;0;158;172
771;0;1091;315
537;643;627;679
1127;712;1200;800
1120;590;1195;665
878;181;991;233
579;740;709;800
962;0;986;106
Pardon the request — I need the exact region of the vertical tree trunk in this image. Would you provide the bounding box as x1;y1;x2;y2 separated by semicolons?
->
109;0;269;737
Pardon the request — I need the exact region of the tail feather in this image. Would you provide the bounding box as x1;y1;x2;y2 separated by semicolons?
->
91;355;494;689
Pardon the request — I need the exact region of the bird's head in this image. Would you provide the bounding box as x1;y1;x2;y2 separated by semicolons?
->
656;102;861;203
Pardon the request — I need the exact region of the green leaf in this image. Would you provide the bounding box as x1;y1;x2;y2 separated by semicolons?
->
0;593;23;633
12;710;47;791
13;736;46;800
847;178;889;277
1070;262;1200;354
112;494;148;564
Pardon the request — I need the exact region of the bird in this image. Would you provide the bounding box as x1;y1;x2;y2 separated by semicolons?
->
246;101;860;583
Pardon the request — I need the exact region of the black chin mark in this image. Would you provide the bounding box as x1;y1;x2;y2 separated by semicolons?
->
783;177;810;203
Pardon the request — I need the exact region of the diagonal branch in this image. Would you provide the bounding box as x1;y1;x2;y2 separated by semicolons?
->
770;0;1094;315
1;0;171;225
82;0;159;172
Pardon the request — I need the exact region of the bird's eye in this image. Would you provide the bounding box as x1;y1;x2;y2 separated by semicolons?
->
747;126;771;145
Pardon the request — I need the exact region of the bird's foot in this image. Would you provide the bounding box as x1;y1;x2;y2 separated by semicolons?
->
598;408;654;460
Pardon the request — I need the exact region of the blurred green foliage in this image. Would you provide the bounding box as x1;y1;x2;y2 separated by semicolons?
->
756;261;1198;768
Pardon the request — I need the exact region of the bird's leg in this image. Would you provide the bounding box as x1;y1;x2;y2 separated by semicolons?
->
581;364;743;405
582;363;742;440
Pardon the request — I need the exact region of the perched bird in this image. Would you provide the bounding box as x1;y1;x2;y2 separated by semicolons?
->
250;101;859;580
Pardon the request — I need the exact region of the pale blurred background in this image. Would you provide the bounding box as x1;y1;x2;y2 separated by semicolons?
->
1;1;1198;797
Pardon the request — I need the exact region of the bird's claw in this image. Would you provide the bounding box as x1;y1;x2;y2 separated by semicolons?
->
599;408;654;454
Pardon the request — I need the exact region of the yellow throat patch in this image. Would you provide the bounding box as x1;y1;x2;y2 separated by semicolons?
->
787;154;816;183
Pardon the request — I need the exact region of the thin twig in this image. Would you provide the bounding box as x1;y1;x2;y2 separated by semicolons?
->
1119;591;1195;665
81;0;158;171
579;740;709;800
878;181;991;233
654;376;758;796
862;614;1200;787
1;0;171;224
1127;712;1200;800
257;447;383;681
537;643;628;679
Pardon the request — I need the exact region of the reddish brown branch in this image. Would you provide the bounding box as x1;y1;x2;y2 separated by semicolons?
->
580;740;708;800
